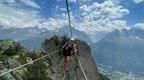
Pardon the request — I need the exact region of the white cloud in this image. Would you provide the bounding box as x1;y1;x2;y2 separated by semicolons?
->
6;0;16;3
78;0;92;5
56;0;77;3
134;23;144;30
0;6;41;28
80;0;129;20
75;19;128;34
0;1;67;30
59;7;66;11
20;0;40;9
69;0;77;3
133;0;144;4
0;0;15;4
0;0;130;35
39;17;67;30
0;0;40;8
74;0;129;34
55;6;66;12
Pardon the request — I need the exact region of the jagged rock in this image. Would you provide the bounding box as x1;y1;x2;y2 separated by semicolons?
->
7;58;21;69
0;37;108;80
25;57;33;64
0;68;16;80
42;36;100;80
12;55;20;59
0;61;4;70
0;61;3;64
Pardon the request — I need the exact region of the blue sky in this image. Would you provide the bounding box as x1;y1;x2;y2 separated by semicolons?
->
0;0;144;34
32;0;144;25
119;0;144;25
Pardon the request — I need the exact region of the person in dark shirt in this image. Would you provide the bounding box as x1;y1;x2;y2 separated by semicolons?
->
64;38;78;72
64;41;72;72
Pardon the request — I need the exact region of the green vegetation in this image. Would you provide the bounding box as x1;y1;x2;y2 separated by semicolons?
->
16;51;52;80
21;52;52;80
99;73;110;80
2;47;17;56
0;54;8;61
0;40;14;46
22;60;52;80
0;40;17;60
0;40;22;56
53;35;69;46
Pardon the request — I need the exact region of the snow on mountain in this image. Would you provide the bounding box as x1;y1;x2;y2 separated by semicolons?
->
0;26;93;49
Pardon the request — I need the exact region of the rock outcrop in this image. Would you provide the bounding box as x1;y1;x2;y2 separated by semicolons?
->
0;36;108;80
42;36;100;80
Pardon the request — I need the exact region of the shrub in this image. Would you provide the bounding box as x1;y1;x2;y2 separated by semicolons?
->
22;60;52;80
99;73;110;80
2;47;17;56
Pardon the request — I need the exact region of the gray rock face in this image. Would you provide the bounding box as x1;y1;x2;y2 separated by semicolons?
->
42;36;100;80
0;37;102;80
0;68;15;80
77;40;100;80
0;58;24;80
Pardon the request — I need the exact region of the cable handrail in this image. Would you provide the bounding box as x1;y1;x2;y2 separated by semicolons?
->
0;44;66;77
0;37;70;77
65;0;73;38
77;55;88;80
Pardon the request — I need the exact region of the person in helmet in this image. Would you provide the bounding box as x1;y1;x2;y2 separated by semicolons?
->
72;39;79;70
64;37;78;72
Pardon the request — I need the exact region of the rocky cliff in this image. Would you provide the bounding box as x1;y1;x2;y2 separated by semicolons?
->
42;35;100;80
0;36;109;80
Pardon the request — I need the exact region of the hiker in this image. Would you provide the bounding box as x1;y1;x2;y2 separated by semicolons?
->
72;39;79;69
64;38;78;72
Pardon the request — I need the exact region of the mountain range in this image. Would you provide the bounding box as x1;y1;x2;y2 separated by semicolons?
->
0;26;92;49
0;25;144;79
92;27;144;76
